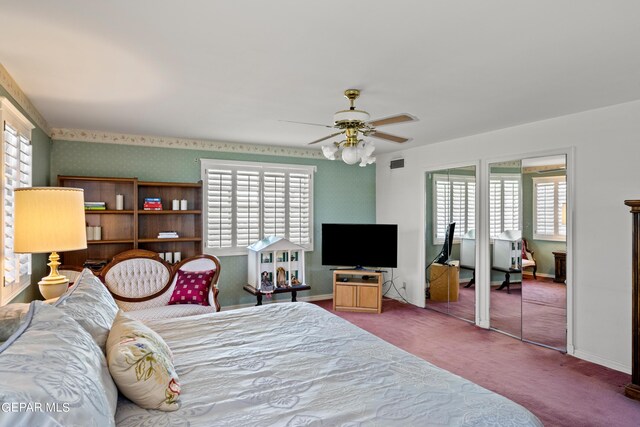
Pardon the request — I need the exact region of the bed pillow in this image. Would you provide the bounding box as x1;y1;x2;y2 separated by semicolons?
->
0;301;117;427
0;303;30;342
168;269;214;306
55;268;119;353
106;311;180;411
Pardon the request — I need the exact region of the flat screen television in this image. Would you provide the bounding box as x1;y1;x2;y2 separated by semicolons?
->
322;223;397;269
434;222;455;265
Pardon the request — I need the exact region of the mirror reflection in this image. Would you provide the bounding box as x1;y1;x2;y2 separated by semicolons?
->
488;156;567;351
521;155;567;351
425;165;476;323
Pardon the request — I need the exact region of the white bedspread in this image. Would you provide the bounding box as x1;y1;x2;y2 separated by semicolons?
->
115;302;542;426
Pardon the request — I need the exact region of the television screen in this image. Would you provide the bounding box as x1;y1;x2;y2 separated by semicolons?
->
435;222;455;265
322;223;398;268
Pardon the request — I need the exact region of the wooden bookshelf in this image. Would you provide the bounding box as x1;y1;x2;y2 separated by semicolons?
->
58;176;203;268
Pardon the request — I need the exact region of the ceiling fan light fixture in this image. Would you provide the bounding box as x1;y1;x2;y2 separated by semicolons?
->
341;145;361;165
321;144;338;160
360;155;376;167
333;109;370;125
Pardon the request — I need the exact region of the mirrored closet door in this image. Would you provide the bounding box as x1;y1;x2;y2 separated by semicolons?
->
488;160;523;339
425;165;476;323
488;156;567;351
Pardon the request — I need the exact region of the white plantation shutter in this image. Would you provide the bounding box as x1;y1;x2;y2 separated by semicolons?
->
435;179;450;240
205;169;233;249
503;179;520;232
1;98;34;305
289;173;311;245
236;171;261;246
533;176;566;241
263;172;286;238
433;174;475;242
201;159;315;255
467;182;476;233
489;175;521;238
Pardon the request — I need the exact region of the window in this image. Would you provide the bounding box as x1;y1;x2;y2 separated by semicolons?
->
489;174;521;238
1;98;34;305
533;176;566;241
201;159;315;256
433;174;475;242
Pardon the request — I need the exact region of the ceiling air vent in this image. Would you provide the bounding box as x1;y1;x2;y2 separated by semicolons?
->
390;159;405;169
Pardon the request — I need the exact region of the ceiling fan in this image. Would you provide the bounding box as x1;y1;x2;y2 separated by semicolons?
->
285;89;418;167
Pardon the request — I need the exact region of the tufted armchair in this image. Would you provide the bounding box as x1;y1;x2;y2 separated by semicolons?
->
100;249;221;321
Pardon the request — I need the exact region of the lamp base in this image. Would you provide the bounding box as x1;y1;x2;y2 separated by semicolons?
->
38;251;70;299
38;281;69;300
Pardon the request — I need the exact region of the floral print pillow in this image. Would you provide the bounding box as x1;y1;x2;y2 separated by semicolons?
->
106;311;180;411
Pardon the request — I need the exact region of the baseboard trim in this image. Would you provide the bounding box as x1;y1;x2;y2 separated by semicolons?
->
221;293;332;312
573;349;631;374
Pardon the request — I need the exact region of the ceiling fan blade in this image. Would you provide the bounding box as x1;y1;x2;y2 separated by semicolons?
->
368;114;418;128
369;131;411;143
280;120;335;129
308;131;344;145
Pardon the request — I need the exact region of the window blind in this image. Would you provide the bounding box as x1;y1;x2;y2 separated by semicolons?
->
533;176;566;241
205;168;233;249
235;170;260;247
489;175;521;238
201;159;315;255
3;123;31;288
433;175;475;242
288;172;311;245
263;172;286;238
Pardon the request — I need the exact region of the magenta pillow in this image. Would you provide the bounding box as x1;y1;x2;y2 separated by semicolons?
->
168;269;215;306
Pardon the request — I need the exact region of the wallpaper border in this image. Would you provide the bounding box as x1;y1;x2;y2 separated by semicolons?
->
51;128;325;159
0;64;51;135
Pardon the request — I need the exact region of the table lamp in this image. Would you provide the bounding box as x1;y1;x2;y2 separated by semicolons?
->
13;187;87;299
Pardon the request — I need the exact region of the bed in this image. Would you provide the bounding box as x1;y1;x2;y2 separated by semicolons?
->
115;303;541;426
0;269;541;426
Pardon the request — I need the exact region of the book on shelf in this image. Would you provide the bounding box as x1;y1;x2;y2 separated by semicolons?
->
84;201;106;210
144;197;161;202
143;201;163;210
158;231;179;238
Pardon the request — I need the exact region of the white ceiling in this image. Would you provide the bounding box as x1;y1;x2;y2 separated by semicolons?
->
1;1;640;154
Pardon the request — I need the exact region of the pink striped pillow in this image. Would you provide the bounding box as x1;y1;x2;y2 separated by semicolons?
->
168;270;215;306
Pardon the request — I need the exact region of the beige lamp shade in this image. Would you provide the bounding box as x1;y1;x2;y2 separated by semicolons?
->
14;187;87;253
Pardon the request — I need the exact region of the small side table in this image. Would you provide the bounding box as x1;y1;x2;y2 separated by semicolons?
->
243;284;311;306
552;251;567;283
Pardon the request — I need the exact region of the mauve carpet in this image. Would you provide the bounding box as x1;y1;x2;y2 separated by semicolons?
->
313;298;640;426
428;277;567;350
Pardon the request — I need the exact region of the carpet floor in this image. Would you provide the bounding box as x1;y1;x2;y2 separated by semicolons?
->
313;298;640;427
427;277;567;350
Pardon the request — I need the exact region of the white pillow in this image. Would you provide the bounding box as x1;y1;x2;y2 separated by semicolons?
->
106;311;180;411
55;268;119;353
0;302;117;426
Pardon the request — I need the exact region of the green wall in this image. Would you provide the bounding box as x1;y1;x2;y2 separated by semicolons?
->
50;140;376;307
0;86;51;303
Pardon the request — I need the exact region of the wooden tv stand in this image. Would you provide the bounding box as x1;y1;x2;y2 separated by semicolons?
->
333;270;383;314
